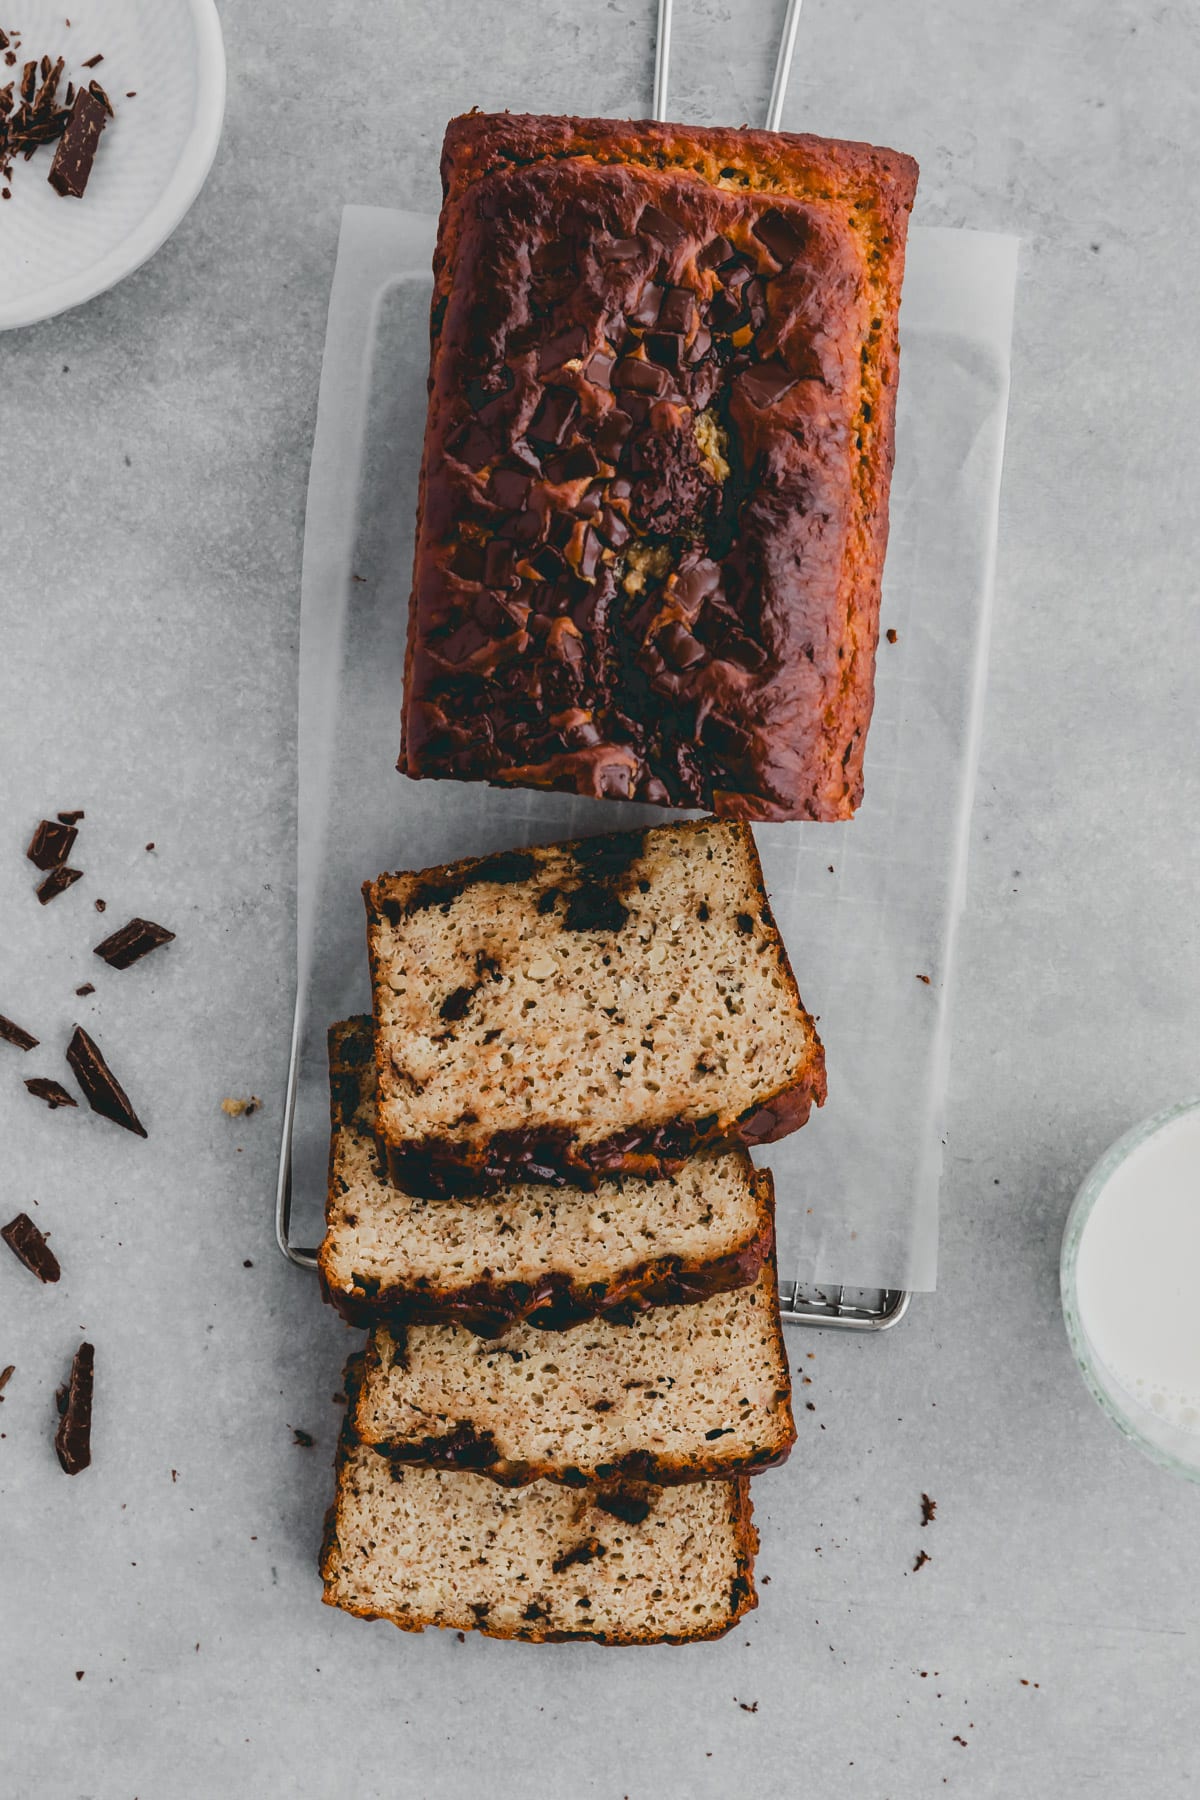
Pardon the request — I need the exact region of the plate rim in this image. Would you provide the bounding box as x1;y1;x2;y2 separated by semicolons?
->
0;0;227;332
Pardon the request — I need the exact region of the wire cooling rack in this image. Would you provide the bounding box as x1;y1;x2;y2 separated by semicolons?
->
275;0;913;1335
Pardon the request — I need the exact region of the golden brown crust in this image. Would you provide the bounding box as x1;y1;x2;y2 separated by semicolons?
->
402;112;917;820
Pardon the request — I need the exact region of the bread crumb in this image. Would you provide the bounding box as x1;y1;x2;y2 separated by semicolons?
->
221;1096;261;1117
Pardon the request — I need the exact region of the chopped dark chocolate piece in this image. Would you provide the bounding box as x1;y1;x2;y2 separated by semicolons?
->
47;85;108;196
66;1026;147;1137
752;206;808;265
527;386;578;448
25;1076;77;1109
26;816;78;868
735;363;800;409
54;1341;94;1475
75;983;95;997
93;917;175;971
57;809;84;824
0;1013;38;1052
2;1212;61;1283
638;203;688;252
86;77;111;116
36;865;83;904
0;1365;13;1397
81;52;103;68
94;897;106;912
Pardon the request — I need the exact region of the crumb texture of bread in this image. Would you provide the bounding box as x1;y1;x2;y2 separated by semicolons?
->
321;1444;757;1644
401;112;918;821
364;819;825;1195
353;1262;795;1486
320;1016;775;1332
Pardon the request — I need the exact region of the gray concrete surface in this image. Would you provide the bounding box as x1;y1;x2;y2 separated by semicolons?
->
1;1;1198;1795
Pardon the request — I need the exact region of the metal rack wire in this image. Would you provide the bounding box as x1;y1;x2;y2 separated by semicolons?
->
275;0;913;1335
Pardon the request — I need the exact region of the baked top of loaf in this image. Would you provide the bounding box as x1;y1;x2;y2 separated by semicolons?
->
320;1015;776;1334
364;818;826;1196
353;1262;794;1487
400;111;918;821
321;1441;757;1645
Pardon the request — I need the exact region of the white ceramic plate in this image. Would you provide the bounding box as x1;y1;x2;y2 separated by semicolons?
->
0;0;225;330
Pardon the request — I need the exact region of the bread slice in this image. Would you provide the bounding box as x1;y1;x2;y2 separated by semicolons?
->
321;1440;757;1645
364;818;825;1196
353;1263;795;1487
320;1017;775;1335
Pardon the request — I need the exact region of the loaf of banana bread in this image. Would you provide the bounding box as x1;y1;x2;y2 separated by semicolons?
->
401;111;918;820
364;819;826;1197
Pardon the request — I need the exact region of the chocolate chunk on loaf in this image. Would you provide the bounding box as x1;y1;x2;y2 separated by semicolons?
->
401;111;918;821
321;1440;757;1645
320;1016;775;1334
364;819;825;1197
352;1262;795;1487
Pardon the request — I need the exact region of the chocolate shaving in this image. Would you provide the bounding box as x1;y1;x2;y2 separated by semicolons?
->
36;865;83;904
93;917;175;970
54;1341;94;1474
81;52;102;67
0;1012;38;1052
920;1492;937;1526
0;1365;13;1397
26;817;78;869
65;1026;147;1137
2;1212;61;1283
25;1076;77;1110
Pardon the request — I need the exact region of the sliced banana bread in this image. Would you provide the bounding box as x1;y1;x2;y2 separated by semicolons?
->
321;1441;757;1645
364;818;825;1197
320;1017;775;1335
353;1263;794;1487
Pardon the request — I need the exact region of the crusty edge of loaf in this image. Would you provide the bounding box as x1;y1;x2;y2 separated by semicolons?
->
405;112;917;819
351;1210;795;1486
321;1400;759;1646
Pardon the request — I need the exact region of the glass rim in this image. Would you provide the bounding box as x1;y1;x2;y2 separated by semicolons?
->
1060;1096;1200;1482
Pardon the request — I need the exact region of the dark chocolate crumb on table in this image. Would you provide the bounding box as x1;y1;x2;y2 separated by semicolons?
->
2;1212;62;1283
0;1012;39;1052
26;817;78;870
36;866;83;904
25;1075;78;1110
65;1025;147;1137
93;917;175;971
55;1341;94;1475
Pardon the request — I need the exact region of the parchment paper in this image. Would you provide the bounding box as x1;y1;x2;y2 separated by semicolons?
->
286;205;1018;1293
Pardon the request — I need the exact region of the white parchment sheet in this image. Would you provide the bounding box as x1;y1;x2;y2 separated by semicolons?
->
285;205;1018;1293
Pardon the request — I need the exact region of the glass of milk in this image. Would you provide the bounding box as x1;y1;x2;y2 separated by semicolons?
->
1061;1098;1200;1479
